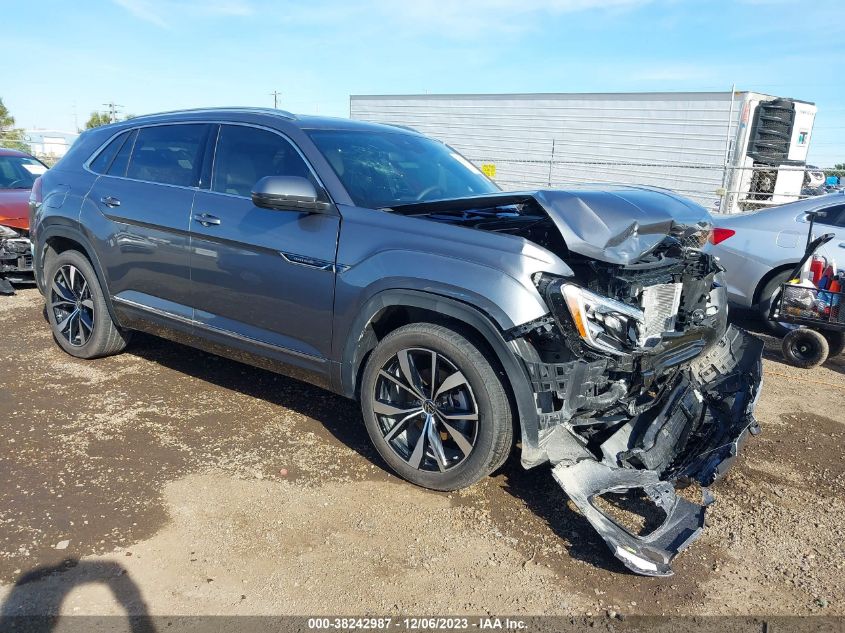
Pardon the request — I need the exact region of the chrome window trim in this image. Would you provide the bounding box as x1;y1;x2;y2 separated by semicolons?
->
83;120;332;200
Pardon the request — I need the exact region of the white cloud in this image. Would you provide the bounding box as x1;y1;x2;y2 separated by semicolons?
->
114;0;651;35
112;0;254;28
113;0;169;28
375;0;652;31
271;0;653;39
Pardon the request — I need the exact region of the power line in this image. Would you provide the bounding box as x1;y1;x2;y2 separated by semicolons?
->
102;101;124;123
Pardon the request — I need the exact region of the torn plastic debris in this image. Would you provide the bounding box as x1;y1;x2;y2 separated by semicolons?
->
552;460;714;576
547;327;764;576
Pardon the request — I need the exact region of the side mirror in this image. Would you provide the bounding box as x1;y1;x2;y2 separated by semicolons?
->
251;176;333;213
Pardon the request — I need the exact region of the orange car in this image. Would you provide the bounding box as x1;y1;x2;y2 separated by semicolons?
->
0;147;47;294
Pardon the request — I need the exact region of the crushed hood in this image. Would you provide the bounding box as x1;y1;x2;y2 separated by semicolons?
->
532;187;712;265
389;186;713;265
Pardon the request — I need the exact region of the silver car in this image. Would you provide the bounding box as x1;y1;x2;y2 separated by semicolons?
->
707;191;845;334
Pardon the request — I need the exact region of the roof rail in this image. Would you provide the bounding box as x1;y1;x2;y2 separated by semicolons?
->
128;107;297;121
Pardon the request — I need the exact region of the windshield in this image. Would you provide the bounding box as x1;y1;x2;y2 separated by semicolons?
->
308;129;498;209
0;155;47;189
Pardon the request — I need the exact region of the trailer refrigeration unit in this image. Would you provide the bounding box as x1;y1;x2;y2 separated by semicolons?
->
350;91;817;214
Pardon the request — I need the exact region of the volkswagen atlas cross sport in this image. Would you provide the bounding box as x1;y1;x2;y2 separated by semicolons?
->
29;108;763;576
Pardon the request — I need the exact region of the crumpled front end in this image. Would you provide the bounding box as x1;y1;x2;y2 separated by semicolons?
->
548;327;762;576
387;186;764;575
507;245;764;576
0;226;34;295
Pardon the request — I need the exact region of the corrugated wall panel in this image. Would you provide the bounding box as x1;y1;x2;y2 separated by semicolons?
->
350;93;740;208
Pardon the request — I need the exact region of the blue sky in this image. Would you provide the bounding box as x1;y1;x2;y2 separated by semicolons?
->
3;0;844;165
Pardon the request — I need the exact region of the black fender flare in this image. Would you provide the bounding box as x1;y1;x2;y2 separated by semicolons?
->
36;224;122;327
337;289;540;450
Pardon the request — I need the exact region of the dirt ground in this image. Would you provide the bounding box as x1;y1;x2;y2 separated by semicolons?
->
0;287;843;618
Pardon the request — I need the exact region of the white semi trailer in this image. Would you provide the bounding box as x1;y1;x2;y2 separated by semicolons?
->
349;91;817;214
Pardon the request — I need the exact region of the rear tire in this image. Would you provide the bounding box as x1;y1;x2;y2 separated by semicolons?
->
360;323;513;491
759;270;799;337
44;249;131;359
781;328;828;368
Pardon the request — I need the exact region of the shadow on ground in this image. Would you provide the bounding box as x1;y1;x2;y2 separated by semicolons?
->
0;560;154;631
126;332;386;471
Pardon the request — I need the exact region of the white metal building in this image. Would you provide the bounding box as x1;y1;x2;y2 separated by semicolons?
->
24;129;78;160
350;91;817;213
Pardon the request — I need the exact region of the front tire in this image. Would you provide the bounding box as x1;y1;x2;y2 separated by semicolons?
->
360;323;513;491
45;249;131;359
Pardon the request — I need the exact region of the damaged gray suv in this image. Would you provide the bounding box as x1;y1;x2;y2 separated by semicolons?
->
30;108;763;576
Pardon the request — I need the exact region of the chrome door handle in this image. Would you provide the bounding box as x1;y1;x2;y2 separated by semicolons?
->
100;195;121;208
193;213;221;227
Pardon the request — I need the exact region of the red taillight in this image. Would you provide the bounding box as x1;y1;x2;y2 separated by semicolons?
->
709;228;735;245
29;176;43;207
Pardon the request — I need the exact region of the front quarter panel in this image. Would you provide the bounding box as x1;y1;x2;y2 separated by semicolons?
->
331;204;572;361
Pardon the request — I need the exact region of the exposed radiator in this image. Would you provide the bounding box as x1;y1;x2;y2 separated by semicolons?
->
640;283;683;344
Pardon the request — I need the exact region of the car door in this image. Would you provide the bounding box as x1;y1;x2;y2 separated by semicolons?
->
188;123;340;363
87;123;211;319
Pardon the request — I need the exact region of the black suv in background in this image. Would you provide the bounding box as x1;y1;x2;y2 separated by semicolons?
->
30;108;763;576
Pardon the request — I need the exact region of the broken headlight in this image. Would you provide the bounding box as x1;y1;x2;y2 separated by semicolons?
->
545;279;644;355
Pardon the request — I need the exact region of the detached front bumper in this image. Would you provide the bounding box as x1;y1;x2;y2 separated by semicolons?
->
547;326;764;576
0;235;34;293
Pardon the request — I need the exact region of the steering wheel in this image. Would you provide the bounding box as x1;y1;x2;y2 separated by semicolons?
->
5;179;26;189
415;185;444;201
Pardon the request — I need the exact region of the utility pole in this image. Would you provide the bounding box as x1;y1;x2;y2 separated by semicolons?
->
102;101;124;123
269;91;281;109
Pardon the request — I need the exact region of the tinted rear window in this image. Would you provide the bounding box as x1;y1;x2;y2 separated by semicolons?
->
90;131;130;174
126;124;208;187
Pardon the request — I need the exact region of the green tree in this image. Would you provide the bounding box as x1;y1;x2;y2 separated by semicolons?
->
85;111;135;129
85;111;113;129
829;163;845;179
0;97;30;153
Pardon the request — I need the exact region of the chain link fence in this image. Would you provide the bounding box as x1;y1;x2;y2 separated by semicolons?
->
0;132;68;166
466;156;842;214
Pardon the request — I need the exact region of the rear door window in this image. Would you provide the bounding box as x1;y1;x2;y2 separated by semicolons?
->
126;124;209;187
